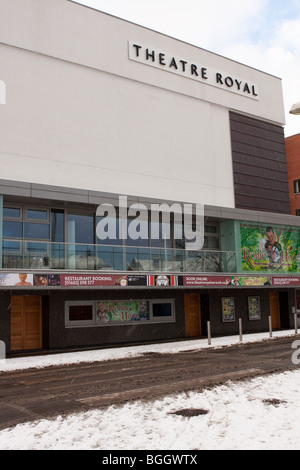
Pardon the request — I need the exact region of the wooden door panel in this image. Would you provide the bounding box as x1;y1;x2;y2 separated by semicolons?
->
185;293;201;337
270;291;281;329
11;295;42;350
11;296;24;350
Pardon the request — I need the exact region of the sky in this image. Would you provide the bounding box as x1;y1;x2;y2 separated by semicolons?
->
71;0;300;137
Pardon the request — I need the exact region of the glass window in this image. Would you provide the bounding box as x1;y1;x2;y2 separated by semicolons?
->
26;209;48;221
294;180;300;194
65;302;95;326
51;209;65;242
65;299;175;328
26;242;48;255
3;221;23;238
3;207;21;218
150;220;172;248
152;302;172;317
204;236;220;249
205;225;218;234
69;305;93;322
67;213;94;244
96;215;122;246
24;222;50;239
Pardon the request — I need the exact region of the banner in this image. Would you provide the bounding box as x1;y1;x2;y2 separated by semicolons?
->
60;274;127;287
240;223;300;273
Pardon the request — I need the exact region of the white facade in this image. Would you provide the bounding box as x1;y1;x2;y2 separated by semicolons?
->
0;0;285;208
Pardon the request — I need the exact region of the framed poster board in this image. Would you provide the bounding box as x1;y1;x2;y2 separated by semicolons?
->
222;297;235;322
248;296;261;320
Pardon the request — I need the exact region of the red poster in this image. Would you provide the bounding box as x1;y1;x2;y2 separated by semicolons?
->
60;274;128;287
272;277;300;286
184;276;232;287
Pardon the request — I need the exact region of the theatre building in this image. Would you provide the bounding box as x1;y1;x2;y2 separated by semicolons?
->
0;0;299;355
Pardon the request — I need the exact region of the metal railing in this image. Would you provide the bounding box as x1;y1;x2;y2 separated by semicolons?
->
2;240;237;273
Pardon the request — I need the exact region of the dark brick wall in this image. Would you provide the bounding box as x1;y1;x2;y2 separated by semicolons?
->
0;287;294;354
48;289;186;350
208;288;271;336
230;112;290;214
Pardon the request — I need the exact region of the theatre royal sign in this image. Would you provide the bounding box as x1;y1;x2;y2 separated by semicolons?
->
128;41;259;100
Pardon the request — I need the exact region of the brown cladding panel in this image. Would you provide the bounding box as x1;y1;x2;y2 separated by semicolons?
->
230;112;290;214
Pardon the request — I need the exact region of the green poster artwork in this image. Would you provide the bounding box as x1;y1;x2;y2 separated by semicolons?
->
96;300;150;324
241;224;300;273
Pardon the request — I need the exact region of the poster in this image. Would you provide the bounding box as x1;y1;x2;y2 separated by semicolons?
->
184;276;232;287
96;300;150;323
222;297;235;322
248;296;261;320
0;273;34;287
230;276;271;286
240;223;300;273
60;274;127;287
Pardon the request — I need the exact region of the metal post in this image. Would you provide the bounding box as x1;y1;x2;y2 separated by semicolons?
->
269;316;272;338
294;313;298;335
239;318;243;342
207;321;211;345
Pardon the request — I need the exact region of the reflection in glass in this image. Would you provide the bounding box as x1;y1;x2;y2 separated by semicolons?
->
67;213;94;244
3;221;23;238
24;223;50;240
3;207;21;218
26;209;48;221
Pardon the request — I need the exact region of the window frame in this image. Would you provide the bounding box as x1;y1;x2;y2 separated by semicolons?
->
3;204;51;241
65;301;95;327
294;180;300;194
65;299;175;328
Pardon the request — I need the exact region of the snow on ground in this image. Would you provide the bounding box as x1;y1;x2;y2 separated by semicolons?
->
1;329;300;450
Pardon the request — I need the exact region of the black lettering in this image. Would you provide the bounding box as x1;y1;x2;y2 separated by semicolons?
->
159;53;166;65
225;76;234;87
235;79;242;90
201;68;208;79
169;57;178;69
252;85;258;97
180;60;187;72
243;83;251;94
191;64;198;76
132;44;142;57
146;49;155;62
216;73;223;84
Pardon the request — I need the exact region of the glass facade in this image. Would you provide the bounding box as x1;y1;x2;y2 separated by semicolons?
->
1;202;234;273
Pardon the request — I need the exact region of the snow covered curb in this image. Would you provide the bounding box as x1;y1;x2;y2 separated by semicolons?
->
0;329;298;372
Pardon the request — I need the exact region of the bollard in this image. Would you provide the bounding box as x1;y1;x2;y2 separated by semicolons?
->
239;318;243;342
269;316;272;338
294;313;298;335
207;321;211;345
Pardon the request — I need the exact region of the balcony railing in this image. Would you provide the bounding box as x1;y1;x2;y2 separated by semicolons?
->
2;240;237;273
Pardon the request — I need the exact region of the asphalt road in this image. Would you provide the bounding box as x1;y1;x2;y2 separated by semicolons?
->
0;335;299;431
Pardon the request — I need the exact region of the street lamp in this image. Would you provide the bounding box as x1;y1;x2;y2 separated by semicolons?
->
290;101;300;115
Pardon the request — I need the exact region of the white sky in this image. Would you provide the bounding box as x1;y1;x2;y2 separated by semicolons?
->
71;0;300;137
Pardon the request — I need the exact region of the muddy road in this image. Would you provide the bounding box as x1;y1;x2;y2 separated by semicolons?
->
0;336;299;430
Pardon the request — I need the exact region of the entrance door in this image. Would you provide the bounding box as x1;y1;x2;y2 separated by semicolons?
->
11;296;42;350
185;293;201;337
269;291;281;329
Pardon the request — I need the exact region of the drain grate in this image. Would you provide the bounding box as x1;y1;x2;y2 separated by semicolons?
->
170;408;209;417
262;398;287;407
